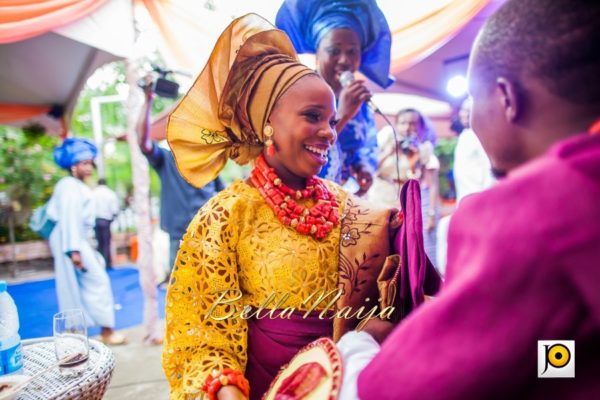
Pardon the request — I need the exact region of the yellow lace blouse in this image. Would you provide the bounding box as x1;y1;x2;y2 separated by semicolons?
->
162;180;347;398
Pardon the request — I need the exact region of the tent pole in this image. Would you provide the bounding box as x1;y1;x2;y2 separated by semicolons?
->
125;59;162;345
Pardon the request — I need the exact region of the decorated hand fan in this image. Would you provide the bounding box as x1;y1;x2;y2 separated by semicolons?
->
263;338;343;400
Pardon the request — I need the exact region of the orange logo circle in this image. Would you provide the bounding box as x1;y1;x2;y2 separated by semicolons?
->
547;344;570;368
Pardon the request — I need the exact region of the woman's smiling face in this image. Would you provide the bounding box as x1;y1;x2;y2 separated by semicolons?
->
316;28;362;95
265;75;338;188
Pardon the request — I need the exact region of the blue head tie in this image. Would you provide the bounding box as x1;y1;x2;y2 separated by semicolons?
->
276;0;394;88
53;137;98;169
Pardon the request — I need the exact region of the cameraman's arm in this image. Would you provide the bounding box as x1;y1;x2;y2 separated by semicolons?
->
137;80;155;155
136;83;166;170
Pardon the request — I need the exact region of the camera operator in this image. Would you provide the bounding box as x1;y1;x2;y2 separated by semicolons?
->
368;108;440;267
137;74;224;288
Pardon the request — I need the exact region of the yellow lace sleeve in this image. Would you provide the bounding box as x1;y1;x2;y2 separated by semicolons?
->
162;192;247;399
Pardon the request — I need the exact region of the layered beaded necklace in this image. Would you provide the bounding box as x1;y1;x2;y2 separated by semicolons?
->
250;154;340;240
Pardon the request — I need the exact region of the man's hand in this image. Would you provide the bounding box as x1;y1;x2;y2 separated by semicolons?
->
353;165;374;196
137;74;156;154
426;215;436;233
70;251;86;272
337;80;372;131
360;318;395;345
217;385;247;400
141;74;154;96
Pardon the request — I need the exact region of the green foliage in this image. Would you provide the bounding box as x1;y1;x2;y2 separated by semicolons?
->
435;136;458;200
0;126;64;243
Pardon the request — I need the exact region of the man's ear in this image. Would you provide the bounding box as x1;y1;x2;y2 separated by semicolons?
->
496;77;520;123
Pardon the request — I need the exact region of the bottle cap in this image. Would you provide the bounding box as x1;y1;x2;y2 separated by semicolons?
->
0;281;6;292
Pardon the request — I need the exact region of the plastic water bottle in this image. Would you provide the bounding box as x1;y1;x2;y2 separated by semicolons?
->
0;281;23;375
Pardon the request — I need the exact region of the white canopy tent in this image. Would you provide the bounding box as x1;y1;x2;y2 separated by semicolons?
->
0;0;134;134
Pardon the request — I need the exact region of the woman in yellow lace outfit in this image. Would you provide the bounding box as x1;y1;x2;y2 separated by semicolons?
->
162;14;398;400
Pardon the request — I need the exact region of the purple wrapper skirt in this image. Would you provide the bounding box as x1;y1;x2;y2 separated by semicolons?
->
246;310;332;400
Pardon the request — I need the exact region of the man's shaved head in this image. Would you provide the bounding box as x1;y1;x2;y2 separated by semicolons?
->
475;0;600;104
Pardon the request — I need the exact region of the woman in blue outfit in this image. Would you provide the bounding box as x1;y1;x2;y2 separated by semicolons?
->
48;138;126;345
276;0;394;195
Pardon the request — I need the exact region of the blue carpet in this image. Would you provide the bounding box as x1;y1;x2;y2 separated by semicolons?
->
8;267;166;339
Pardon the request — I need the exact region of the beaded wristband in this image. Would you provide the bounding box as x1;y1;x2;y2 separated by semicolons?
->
202;368;250;400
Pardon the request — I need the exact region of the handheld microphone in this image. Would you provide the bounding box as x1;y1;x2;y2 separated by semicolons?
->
339;72;402;197
338;71;384;116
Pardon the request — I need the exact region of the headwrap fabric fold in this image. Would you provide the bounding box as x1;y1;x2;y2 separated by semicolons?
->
276;0;394;89
53;137;97;169
168;14;316;188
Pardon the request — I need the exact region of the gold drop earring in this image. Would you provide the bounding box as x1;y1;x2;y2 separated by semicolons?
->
263;125;275;156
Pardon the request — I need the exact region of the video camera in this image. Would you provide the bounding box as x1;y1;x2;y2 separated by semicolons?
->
399;137;419;155
137;64;180;99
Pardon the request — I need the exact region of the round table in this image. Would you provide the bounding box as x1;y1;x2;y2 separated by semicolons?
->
17;337;115;400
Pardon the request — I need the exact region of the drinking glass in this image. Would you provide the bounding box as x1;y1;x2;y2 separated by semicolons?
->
53;309;89;375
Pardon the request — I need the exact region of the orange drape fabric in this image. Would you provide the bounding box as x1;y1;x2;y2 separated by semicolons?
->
390;0;491;73
0;103;50;123
138;0;491;79
139;0;191;70
0;0;108;44
138;0;232;74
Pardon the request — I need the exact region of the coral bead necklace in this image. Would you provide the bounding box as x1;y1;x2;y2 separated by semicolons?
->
250;154;340;239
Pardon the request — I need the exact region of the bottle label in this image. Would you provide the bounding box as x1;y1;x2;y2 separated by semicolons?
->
0;343;23;375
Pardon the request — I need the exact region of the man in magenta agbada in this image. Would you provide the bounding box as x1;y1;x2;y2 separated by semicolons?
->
351;0;600;398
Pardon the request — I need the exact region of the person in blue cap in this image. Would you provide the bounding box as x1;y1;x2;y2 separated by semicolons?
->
276;0;394;194
47;138;127;345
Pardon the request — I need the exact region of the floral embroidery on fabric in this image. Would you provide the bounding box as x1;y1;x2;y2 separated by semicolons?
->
338;252;381;299
162;180;346;398
339;198;373;247
341;225;360;247
333;195;396;340
200;128;228;144
337;197;380;299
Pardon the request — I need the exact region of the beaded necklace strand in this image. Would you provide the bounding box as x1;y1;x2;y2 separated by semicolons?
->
250;154;340;239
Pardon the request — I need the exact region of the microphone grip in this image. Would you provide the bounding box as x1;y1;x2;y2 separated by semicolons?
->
367;99;383;116
339;71;383;115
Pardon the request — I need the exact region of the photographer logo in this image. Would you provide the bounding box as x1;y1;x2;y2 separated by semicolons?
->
538;340;574;378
